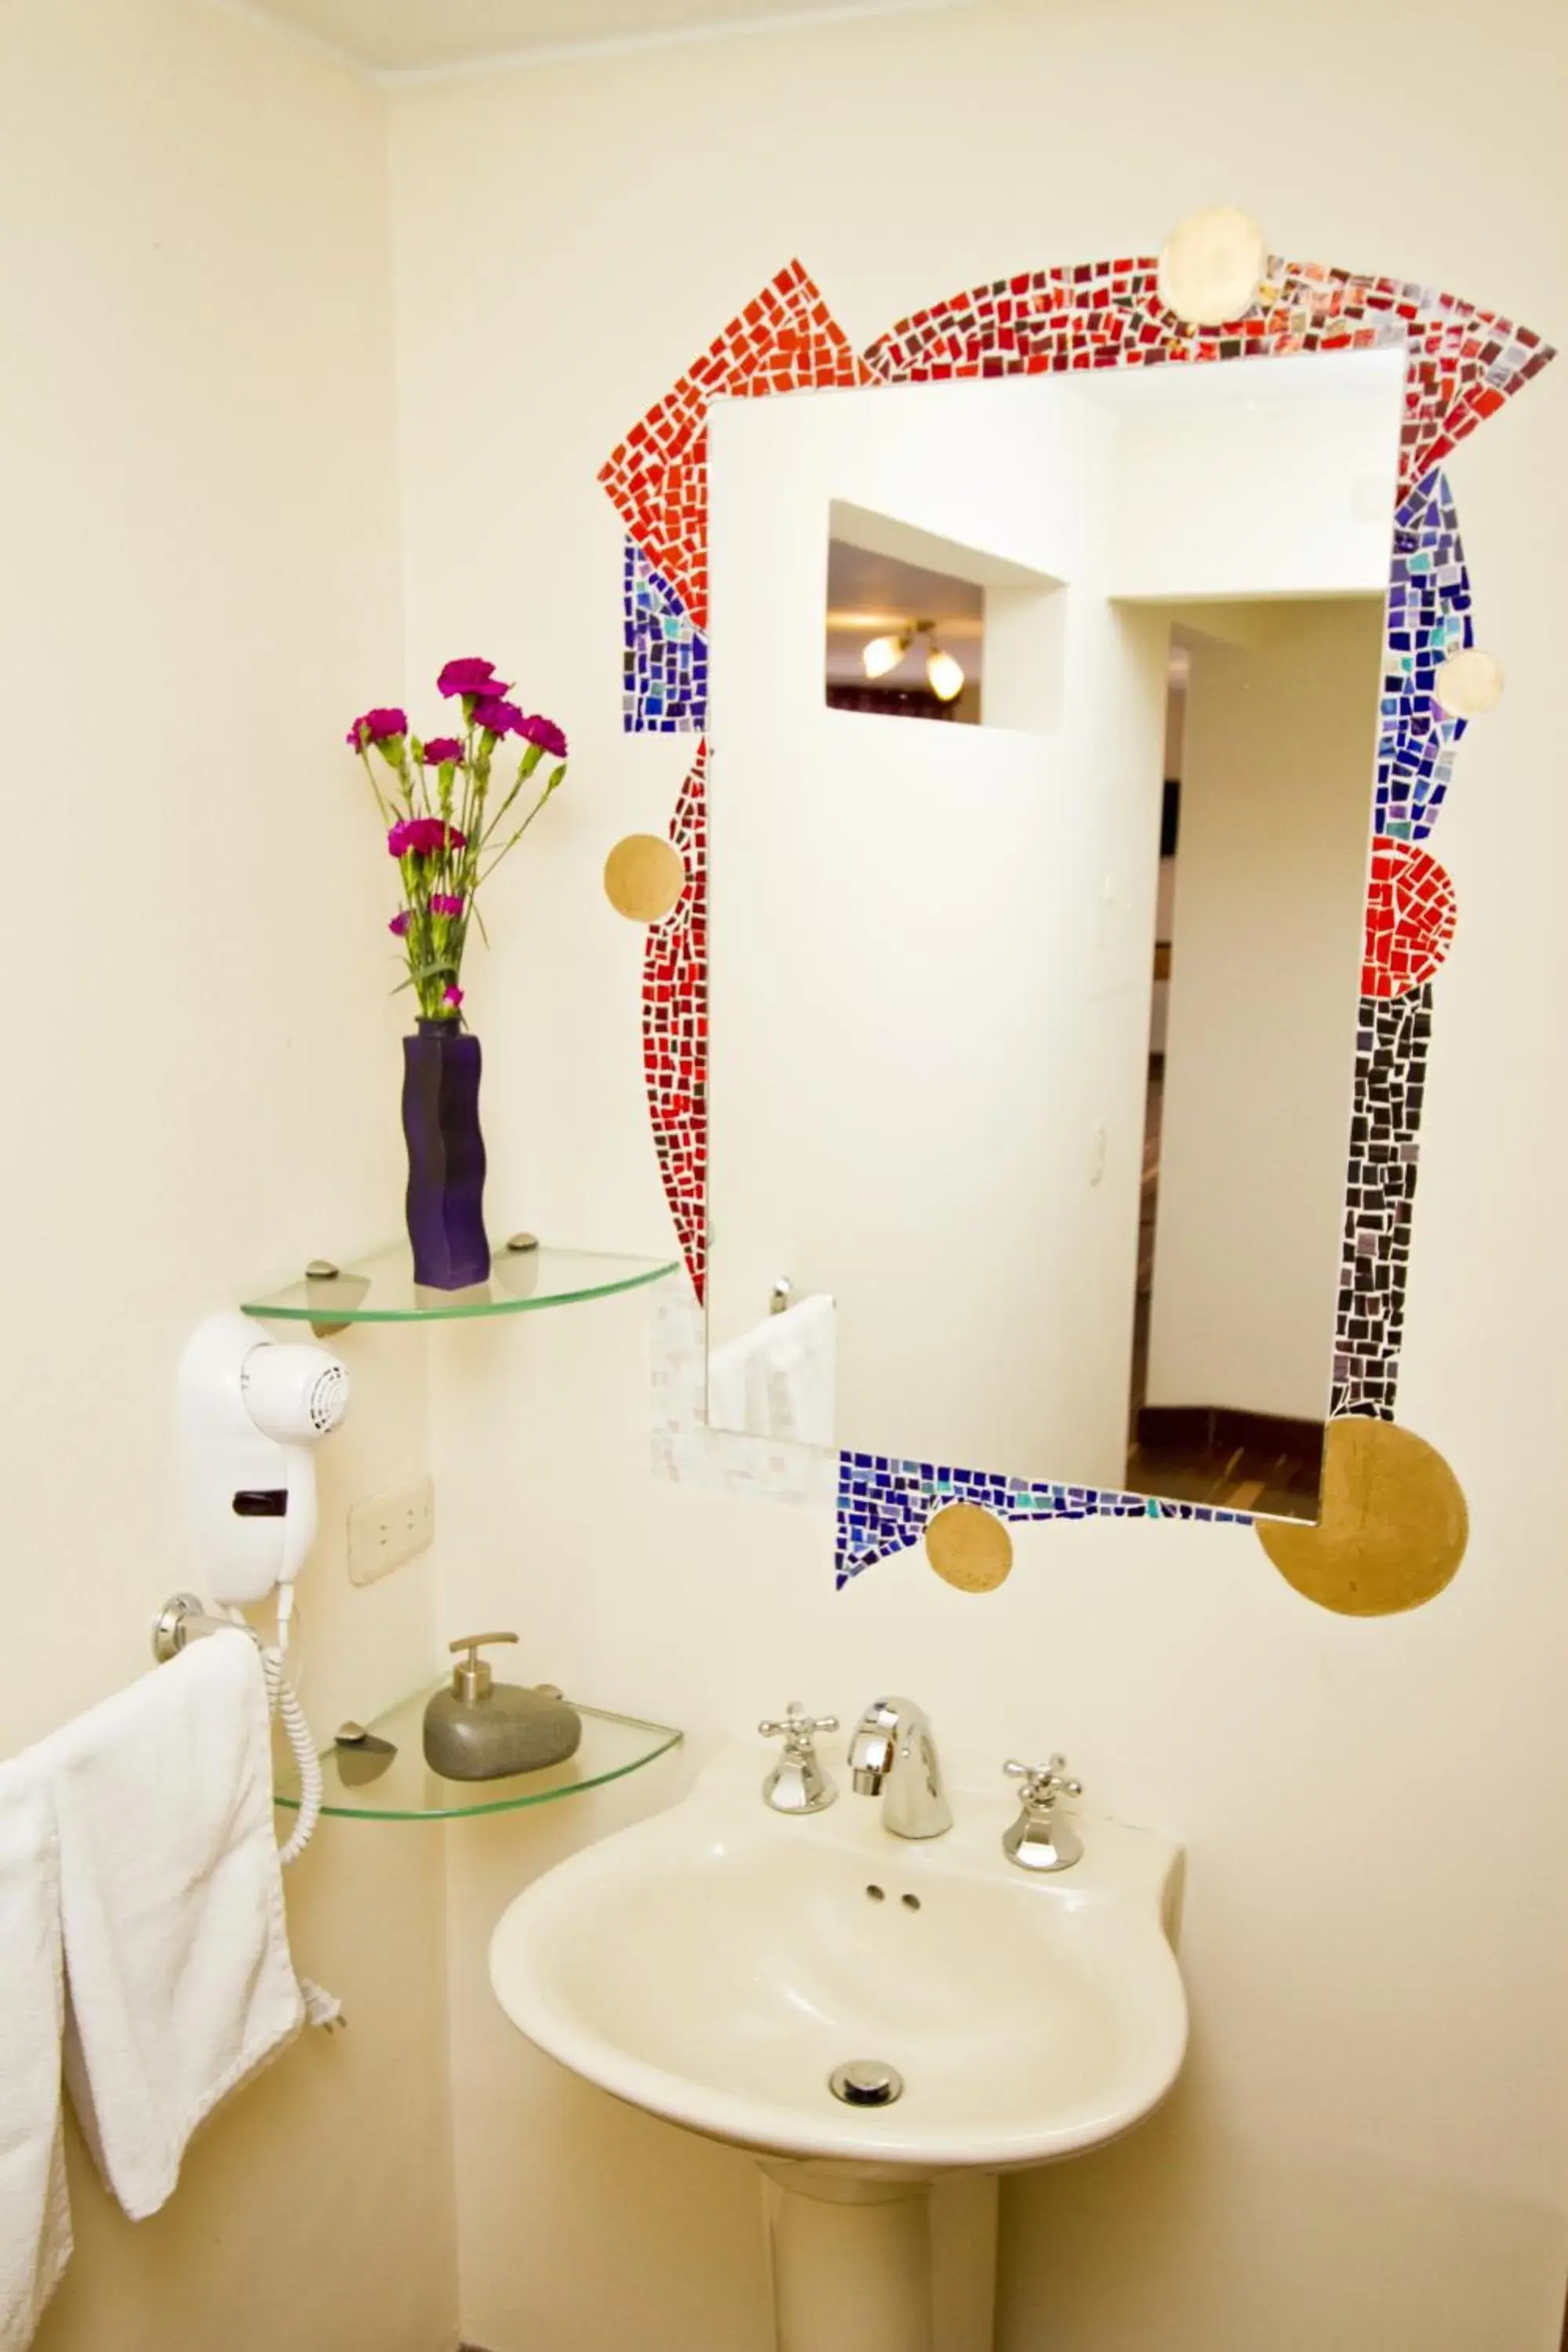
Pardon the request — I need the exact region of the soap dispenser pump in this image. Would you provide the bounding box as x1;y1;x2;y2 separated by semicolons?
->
422;1632;583;1781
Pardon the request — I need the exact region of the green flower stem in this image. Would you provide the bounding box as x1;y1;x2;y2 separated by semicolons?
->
476;743;543;848
477;775;524;847
472;765;567;891
357;745;396;829
379;738;416;808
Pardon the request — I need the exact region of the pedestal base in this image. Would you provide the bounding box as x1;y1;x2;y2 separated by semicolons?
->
760;2161;997;2352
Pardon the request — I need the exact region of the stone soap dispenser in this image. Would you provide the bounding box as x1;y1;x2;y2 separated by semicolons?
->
423;1632;583;1780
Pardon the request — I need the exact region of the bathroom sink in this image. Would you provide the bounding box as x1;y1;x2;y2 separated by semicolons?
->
488;1741;1187;2175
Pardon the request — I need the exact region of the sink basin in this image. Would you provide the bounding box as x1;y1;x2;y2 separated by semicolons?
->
490;1740;1185;2350
491;1741;1185;2168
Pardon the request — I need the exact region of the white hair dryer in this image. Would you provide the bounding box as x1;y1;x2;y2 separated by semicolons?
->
177;1312;350;1624
173;1313;350;1897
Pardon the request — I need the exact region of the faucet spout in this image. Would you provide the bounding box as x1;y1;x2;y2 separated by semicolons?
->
848;1696;953;1840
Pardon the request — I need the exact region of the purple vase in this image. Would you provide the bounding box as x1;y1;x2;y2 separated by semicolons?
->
401;1021;490;1289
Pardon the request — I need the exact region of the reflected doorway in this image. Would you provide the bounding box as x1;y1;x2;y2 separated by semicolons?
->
1122;613;1368;1523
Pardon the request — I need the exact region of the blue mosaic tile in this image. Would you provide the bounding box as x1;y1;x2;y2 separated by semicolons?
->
622;539;707;734
1375;470;1472;841
835;1452;1247;1584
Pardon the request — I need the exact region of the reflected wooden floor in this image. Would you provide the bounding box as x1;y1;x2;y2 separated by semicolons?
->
1126;1403;1324;1520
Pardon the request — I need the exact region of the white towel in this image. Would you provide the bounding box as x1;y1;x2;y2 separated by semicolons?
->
709;1292;836;1450
41;1635;303;2222
0;1761;71;2352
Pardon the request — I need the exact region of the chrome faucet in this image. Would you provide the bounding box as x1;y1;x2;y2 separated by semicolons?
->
848;1696;953;1840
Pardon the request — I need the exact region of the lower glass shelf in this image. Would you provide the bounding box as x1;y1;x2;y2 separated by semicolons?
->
275;1682;684;1822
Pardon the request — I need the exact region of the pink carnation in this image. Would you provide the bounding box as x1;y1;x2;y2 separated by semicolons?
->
442;985;464;1008
388;909;411;937
430;892;466;918
472;696;524;738
347;706;407;748
517;713;568;759
388;817;466;858
437;658;507;699
420;736;464;765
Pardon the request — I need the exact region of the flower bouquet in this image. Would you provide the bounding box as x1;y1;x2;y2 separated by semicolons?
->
348;658;568;1288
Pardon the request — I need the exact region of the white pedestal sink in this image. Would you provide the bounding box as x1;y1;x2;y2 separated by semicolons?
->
490;1744;1187;2351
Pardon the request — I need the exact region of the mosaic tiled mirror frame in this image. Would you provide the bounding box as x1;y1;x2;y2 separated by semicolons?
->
601;252;1554;1584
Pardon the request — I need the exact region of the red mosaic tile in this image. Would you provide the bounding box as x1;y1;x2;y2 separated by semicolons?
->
859;256;1553;499
600;260;871;632
1362;837;1458;998
641;741;708;1294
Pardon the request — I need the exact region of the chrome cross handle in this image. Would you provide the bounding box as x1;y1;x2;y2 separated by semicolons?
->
1004;1755;1083;1809
759;1703;840;1815
1002;1755;1083;1873
759;1702;839;1748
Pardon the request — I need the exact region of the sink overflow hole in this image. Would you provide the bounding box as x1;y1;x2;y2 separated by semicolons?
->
865;1884;885;1901
902;1893;921;1911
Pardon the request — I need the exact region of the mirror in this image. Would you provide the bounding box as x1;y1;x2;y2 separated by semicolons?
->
703;348;1406;1523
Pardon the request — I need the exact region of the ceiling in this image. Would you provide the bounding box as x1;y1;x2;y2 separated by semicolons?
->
236;0;966;75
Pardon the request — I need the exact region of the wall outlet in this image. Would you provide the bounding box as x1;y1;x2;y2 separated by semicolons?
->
347;1474;434;1587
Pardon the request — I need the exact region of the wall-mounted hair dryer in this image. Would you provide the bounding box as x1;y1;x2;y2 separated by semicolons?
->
177;1312;350;1628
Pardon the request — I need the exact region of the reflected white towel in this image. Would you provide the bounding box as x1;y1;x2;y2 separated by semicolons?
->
0;1762;70;2352
42;1636;303;2221
709;1292;836;1450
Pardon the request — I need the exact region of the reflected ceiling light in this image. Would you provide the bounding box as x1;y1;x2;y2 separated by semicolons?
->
925;646;965;702
861;631;910;680
859;616;967;702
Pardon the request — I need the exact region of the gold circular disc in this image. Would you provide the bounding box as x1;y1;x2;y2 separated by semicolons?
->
1432;648;1504;719
1257;1417;1468;1616
1156;205;1268;325
604;833;686;924
925;1502;1014;1593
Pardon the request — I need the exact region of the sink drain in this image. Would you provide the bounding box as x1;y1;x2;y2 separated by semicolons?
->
829;2060;905;2107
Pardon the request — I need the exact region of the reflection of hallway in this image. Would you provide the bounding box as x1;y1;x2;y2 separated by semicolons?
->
1127;1058;1161;1441
1125;1054;1325;1522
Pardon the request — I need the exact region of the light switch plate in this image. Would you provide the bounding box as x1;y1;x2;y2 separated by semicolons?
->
347;1475;434;1586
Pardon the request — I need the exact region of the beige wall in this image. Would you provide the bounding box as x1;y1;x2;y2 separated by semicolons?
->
1;3;456;2347
390;5;1568;2350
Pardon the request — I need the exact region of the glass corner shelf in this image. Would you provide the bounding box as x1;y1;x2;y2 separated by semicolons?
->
275;1682;683;1822
240;1239;678;1327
